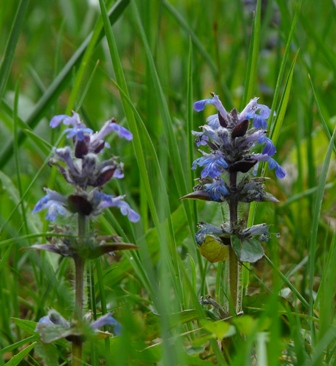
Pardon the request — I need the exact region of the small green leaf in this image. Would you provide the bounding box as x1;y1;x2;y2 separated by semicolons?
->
231;236;264;263
232;315;256;336
201;320;231;339
35;323;73;344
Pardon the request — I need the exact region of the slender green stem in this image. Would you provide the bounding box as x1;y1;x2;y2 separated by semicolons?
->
72;213;87;366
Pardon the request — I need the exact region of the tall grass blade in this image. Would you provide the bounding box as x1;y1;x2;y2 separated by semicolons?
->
308;129;335;343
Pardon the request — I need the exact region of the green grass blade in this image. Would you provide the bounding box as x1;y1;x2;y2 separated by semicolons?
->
0;0;29;100
308;129;335;343
131;3;194;232
264;255;309;310
308;74;336;154
270;50;299;145
242;0;261;105
269;0;302;129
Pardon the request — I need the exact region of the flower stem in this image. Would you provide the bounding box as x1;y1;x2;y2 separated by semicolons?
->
72;213;87;365
228;172;243;315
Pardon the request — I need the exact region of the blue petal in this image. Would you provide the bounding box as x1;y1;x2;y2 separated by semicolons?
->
118;201;140;222
46;203;67;222
110;124;133;141
204;179;229;201
258;136;276;156
194;99;212;112
37;316;54;326
64;127;93;141
50;115;69;128
275;163;286;179
91;314;122;335
253;116;268;129
206;114;220;129
32;195;49;213
268;158;286;179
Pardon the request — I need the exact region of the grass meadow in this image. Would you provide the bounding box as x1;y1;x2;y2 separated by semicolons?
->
0;0;335;365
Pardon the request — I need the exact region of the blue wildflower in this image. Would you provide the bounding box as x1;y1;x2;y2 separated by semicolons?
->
257;135;276;156
91;313;122;335
194;93;229;121
93;191;140;222
50;112;93;141
33;188;68;221
192;151;228;179
89;119;132;153
239;97;271;129
204;178;229;201
206;114;221;129
192;130;209;146
36;310;122;338
254;154;286;179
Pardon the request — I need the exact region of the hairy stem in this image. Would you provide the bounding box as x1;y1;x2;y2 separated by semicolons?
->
228;172;243;315
72;213;87;365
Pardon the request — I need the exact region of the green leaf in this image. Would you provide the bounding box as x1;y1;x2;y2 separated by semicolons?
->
34;342;60;366
5;342;37;366
231;236;264;263
12;318;37;334
200;319;231;339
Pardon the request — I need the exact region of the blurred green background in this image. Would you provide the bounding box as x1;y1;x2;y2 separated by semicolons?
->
0;0;335;365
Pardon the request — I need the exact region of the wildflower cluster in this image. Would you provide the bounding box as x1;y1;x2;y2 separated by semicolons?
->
36;309;121;344
182;93;285;263
33;112;139;225
31;111;139;348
